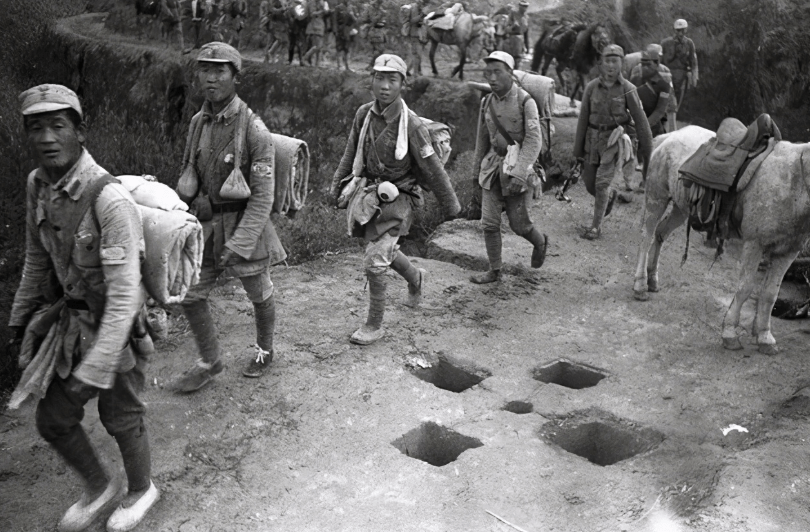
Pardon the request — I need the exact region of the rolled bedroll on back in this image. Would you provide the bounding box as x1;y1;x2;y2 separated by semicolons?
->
271;133;310;216
118;175;204;305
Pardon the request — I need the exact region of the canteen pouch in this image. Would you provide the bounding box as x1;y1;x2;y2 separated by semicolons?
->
219;103;252;201
220;167;252;200
176;164;200;203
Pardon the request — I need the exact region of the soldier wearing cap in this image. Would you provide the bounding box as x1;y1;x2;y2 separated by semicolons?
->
10;84;160;531
404;0;427;76
302;0;327;66
171;42;285;391
661;19;698;112
573;44;653;240
331;54;461;345
502;0;530;69
470;51;547;284
632;46;670;137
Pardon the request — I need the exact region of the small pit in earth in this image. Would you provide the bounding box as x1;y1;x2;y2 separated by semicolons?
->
533;359;607;389
544;418;664;466
502;401;534;414
391;422;484;467
409;355;491;393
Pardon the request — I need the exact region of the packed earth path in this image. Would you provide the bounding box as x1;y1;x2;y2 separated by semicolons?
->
3;7;810;532
3;163;810;532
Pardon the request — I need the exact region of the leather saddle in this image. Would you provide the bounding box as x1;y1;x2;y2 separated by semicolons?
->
678;114;781;243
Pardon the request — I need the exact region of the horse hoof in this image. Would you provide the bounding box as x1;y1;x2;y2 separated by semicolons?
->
722;337;744;351
648;280;659;293
633;290;649;301
758;343;779;355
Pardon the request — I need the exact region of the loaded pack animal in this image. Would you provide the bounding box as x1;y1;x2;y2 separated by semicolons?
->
425;7;491;80
566;21;633;104
135;0;161;39
631;117;810;354
530;20;588;96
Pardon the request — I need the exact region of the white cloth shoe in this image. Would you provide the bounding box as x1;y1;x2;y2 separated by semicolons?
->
106;480;160;532
58;476;126;532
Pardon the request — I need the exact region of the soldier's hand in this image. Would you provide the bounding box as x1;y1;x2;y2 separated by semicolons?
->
507;176;527;195
219;248;239;267
690;70;699;88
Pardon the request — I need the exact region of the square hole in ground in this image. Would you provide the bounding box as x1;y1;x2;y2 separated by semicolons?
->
540;411;664;466
391;422;484;467
409;355;491;393
533;359;607;389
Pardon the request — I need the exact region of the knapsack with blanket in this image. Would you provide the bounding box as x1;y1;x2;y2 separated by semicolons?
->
82;174;205;306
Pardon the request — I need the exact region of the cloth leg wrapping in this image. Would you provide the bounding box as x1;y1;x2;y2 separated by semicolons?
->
113;423;151;493
592;150;617;229
253;295;276;352
181;299;221;363
390;251;420;287
36;378;107;489
365;270;386;329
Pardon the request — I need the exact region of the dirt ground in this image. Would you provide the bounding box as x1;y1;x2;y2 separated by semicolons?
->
3;120;810;531
3;2;810;531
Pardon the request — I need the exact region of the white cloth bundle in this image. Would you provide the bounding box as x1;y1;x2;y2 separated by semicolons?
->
118;175;203;305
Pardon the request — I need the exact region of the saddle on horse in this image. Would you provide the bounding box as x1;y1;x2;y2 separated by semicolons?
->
678;114;781;243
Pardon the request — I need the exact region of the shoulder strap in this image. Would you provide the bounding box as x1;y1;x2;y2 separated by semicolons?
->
487;94;516;146
57;174;120;276
232;101;250;172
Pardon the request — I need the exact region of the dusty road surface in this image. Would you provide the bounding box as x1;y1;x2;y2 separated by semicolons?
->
2;129;810;531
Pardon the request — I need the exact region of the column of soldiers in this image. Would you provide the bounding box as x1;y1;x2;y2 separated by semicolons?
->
8;10;702;532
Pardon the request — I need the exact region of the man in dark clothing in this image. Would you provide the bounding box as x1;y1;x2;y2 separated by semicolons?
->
331;54;461;345
661;18;698;112
633;47;670;136
573;44;653;240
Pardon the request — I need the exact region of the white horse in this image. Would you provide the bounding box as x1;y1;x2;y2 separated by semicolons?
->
633;125;810;353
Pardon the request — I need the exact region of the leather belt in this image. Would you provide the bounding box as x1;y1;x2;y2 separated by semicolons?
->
212;201;248;213
65;299;90;311
588;122;628;132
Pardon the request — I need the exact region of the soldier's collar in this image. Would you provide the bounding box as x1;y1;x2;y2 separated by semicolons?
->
35;148;98;201
491;83;517;102
597;73;624;87
202;94;241;122
371;97;403;123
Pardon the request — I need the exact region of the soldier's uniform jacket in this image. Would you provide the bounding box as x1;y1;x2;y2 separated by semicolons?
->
332;98;460;241
473;84;542;195
181;95;287;274
161;0;181;23
10;150;147;389
574;74;653;166
408;0;425;37
661;35;697;72
507;8;529;35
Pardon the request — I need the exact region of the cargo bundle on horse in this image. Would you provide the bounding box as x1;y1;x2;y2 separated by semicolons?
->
631;117;810;355
424;3;491;79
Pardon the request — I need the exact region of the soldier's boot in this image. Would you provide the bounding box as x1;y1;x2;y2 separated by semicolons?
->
52;426;125;532
243;295;276;378
351;270;386;345
390;251;426;308
470;230;502;284
171;300;225;393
